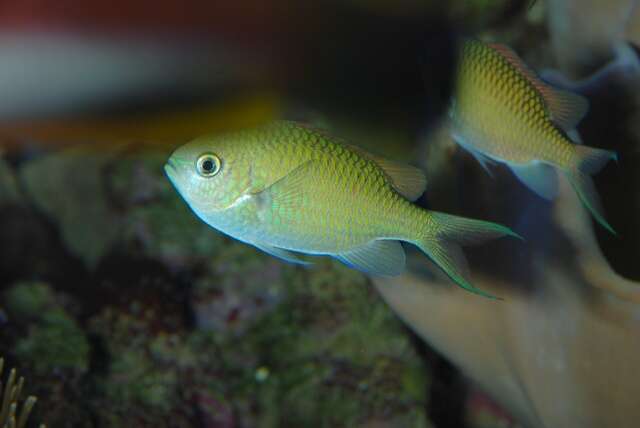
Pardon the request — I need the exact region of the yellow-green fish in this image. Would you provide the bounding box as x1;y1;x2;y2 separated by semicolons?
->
165;121;519;298
449;38;618;233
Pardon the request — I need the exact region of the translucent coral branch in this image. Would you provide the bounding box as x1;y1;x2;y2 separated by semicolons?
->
553;178;640;303
372;144;640;428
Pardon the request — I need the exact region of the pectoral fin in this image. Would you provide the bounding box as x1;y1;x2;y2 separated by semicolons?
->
565;129;583;144
254;160;316;220
336;240;406;276
510;162;558;200
451;133;497;176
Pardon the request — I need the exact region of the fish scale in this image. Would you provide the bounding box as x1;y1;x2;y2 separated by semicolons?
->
165;120;519;298
247;125;394;250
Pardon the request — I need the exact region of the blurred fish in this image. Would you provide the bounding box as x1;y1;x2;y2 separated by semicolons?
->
165;121;519;298
0;93;281;148
546;0;640;77
540;42;640;96
449;38;618;234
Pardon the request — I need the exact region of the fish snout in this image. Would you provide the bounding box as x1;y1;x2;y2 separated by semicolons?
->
164;159;180;182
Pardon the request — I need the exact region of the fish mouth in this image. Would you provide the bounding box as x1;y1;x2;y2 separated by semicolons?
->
164;158;178;172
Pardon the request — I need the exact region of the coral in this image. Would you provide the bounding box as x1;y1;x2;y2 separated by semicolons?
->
119;154;226;270
16;145;226;272
80;239;430;427
84;266;203;428
0;156;21;205
19;147;123;269
199;256;431;427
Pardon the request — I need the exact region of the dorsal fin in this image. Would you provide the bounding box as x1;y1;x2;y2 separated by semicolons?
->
538;87;589;131
346;144;427;201
488;43;542;86
488;43;589;131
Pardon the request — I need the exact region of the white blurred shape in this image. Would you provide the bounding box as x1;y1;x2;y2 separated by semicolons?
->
0;32;237;120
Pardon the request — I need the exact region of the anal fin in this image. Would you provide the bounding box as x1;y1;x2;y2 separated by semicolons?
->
565;128;583;144
254;243;312;266
510;162;558;200
336;240;406;276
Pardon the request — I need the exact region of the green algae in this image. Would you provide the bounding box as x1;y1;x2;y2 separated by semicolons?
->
200;255;431;427
5;282;52;320
78;241;430;427
14;308;89;375
5;282;89;375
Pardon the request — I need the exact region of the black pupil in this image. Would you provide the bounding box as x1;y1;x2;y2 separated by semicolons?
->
202;159;214;173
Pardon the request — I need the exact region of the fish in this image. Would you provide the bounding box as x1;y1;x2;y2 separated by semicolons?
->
448;38;618;234
539;42;640;96
164;120;520;298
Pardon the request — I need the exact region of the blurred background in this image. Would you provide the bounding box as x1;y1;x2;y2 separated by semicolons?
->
0;0;638;427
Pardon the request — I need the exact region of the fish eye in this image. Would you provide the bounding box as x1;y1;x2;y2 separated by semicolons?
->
196;153;221;177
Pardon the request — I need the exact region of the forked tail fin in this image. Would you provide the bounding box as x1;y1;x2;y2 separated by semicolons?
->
415;212;522;299
564;145;617;234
